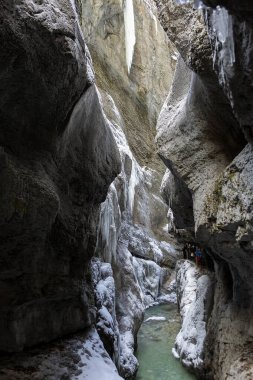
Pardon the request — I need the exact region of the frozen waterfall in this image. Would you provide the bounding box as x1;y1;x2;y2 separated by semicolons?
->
124;0;136;74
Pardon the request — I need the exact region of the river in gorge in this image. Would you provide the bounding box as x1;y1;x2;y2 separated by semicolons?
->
135;303;196;380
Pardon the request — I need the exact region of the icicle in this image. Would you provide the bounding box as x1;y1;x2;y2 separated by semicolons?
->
124;0;136;74
210;6;235;66
152;14;158;36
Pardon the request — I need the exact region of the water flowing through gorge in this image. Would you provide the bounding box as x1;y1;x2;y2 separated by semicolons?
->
136;304;196;380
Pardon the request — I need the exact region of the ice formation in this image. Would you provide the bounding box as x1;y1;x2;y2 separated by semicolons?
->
172;261;213;370
94;92;180;377
124;0;136;74
210;6;235;67
175;0;205;10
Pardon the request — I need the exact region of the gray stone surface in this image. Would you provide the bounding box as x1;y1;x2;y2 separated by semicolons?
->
160;169;194;229
80;0;176;172
155;1;253;379
156;56;244;228
204;4;253;144
0;0;120;352
0;328;124;380
94;91;181;379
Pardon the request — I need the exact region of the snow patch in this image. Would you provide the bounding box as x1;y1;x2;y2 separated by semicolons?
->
77;329;123;380
144;316;166;322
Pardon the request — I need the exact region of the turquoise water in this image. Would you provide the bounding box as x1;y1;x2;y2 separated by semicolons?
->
135;303;196;380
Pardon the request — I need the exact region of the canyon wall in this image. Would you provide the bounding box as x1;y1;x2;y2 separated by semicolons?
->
79;1;180;377
0;1;178;379
155;0;253;378
0;0;121;352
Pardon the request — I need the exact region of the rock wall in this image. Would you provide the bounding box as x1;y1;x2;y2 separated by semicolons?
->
71;3;181;377
80;0;176;171
0;0;121;352
155;1;253;379
93;91;181;379
0;1;179;379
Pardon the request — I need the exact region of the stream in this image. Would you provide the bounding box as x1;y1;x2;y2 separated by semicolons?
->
135;303;196;380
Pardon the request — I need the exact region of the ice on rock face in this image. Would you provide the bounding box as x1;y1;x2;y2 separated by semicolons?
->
175;0;205;10
172;261;214;370
132;257;161;306
94;92;179;377
124;0;136;74
210;6;235;67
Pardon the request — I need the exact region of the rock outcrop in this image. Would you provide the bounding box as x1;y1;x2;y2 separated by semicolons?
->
93;91;181;379
0;328;124;380
155;0;253;379
0;1;179;379
0;0;121;352
80;0;176;171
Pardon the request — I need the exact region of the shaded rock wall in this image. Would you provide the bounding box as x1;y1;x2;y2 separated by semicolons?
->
0;0;120;352
160;169;194;230
155;1;253;379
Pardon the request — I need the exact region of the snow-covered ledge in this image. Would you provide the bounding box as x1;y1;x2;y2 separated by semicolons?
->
172;260;214;373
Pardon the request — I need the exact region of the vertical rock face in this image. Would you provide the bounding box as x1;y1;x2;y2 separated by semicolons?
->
0;0;179;378
80;0;176;171
160;169;194;230
155;1;253;379
0;0;121;352
74;3;180;378
93;92;180;379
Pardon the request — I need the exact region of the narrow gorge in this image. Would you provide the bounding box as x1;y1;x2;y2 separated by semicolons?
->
0;0;253;379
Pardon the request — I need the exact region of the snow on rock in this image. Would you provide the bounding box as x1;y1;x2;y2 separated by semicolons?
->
91;259;121;365
93;91;180;378
158;278;177;304
173;260;214;372
79;329;123;380
132;257;161;306
144;316;166;322
0;329;123;380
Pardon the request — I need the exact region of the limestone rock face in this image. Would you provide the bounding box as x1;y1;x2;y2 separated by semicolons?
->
0;0;120;352
80;0;176;171
0;0;92;154
204;3;253;144
197;144;253;379
156;55;244;228
155;1;253;379
155;0;212;75
94;92;181;379
75;5;180;377
160;169;194;230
